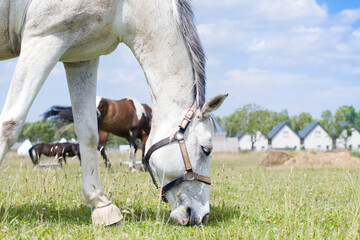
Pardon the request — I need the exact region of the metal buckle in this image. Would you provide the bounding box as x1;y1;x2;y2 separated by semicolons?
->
175;131;184;141
183;171;195;181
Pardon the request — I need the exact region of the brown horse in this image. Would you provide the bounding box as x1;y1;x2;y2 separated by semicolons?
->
42;97;152;170
28;142;81;166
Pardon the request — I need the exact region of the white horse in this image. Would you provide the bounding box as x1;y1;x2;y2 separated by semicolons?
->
0;0;227;226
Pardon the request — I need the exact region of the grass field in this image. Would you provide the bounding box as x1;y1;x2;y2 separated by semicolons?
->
0;150;360;239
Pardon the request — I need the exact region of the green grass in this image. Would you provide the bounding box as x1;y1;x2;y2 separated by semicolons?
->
352;152;360;159
0;151;360;239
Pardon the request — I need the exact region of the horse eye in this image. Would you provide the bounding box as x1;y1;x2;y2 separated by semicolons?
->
201;146;212;156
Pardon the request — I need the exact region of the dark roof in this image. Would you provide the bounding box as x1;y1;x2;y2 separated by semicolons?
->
339;120;351;127
298;122;328;139
235;130;245;139
268;122;297;139
331;121;359;135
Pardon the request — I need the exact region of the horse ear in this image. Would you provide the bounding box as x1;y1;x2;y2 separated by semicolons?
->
201;93;228;118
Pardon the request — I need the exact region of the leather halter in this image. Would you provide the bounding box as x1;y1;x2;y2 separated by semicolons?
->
142;103;211;202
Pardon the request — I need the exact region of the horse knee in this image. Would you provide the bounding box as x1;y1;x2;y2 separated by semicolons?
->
1;119;20;147
77;130;98;149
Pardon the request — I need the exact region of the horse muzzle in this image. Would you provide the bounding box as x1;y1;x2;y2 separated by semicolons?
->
170;205;209;226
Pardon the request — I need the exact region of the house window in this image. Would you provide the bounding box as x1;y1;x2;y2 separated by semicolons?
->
326;145;329;150
283;131;289;138
349;145;353;150
317;145;322;151
315;131;321;138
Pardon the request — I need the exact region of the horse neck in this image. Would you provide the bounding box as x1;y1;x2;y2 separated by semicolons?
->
122;0;200;138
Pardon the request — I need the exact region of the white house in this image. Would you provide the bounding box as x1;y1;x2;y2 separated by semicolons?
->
268;122;300;150
235;130;268;151
211;115;238;152
336;128;360;152
299;122;332;151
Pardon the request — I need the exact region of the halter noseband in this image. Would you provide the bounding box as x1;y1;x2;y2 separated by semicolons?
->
142;103;211;202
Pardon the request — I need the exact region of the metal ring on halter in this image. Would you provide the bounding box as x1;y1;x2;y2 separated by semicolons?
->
183;171;195;181
175;131;184;141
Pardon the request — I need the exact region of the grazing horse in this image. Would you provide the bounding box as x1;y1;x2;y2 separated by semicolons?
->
28;142;81;166
42;97;152;170
0;0;227;226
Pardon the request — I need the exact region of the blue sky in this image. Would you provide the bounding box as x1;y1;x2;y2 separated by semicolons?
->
1;0;360;122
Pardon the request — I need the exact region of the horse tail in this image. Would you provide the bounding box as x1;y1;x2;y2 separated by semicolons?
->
42;105;74;123
28;146;37;165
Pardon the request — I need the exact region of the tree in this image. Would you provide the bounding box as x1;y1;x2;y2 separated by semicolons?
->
220;104;255;137
220;104;280;150
334;105;356;124
290;112;313;133
320;106;357;149
22;121;55;143
270;109;290;124
320;110;334;131
106;134;129;147
18;122;31;142
53;123;77;141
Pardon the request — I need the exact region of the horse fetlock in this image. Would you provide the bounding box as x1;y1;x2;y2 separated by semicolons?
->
87;188;109;207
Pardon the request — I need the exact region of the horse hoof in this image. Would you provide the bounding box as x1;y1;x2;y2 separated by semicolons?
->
92;203;123;226
130;168;136;173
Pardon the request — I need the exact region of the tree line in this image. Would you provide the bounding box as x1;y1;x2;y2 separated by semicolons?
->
18;119;129;146
218;104;360;143
18;104;360;148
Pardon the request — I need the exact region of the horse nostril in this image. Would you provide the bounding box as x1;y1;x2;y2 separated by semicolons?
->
201;213;209;224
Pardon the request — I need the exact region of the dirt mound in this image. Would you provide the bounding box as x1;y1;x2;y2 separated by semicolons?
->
260;149;360;168
259;150;293;167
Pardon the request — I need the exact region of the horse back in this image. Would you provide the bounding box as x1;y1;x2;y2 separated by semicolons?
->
98;98;137;134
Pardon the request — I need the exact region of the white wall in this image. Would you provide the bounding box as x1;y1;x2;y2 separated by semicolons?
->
337;129;360;152
213;133;238;152
303;125;332;151
271;125;300;150
239;131;268;151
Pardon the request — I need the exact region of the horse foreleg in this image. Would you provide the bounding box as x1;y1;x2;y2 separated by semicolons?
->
0;37;65;163
64;58;122;226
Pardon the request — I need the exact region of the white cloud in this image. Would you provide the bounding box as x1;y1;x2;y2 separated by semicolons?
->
337;9;360;24
1;0;360;121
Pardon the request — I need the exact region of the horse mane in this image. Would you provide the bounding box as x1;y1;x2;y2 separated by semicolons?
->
173;0;206;107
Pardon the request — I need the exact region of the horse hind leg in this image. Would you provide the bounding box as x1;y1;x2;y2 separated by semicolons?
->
99;146;112;169
0;36;66;164
128;131;138;172
98;130;111;169
64;58;122;226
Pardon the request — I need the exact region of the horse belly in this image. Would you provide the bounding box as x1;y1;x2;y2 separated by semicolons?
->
23;0;119;63
0;1;17;60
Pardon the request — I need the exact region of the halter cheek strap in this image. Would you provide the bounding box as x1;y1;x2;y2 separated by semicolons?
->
142;103;211;202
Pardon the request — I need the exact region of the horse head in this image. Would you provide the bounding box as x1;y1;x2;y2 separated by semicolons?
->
145;94;227;225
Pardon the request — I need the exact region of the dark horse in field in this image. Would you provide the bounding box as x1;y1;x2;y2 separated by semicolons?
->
43;97;152;170
29;142;81;166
